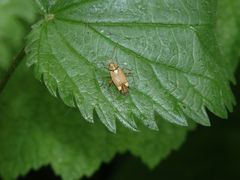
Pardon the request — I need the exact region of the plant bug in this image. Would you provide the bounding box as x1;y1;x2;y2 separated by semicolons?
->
108;62;129;95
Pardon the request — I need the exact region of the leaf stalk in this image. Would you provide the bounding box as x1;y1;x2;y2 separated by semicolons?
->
0;48;25;93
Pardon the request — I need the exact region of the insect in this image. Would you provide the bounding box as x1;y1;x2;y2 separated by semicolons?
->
108;62;129;95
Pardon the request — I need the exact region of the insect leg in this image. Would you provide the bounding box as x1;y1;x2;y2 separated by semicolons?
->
108;79;113;86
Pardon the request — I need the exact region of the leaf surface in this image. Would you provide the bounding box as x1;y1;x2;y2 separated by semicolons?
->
26;0;235;131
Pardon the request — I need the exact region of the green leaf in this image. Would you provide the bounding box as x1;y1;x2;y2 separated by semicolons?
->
217;0;240;72
0;64;193;180
0;0;36;71
26;0;235;132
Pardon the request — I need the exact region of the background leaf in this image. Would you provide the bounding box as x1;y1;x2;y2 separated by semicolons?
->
0;0;36;71
216;0;240;72
0;63;192;180
26;0;235;132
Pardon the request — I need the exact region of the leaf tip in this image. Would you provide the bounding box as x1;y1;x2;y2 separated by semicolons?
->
116;114;139;132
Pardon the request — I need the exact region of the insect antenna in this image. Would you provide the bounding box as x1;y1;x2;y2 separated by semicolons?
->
109;45;119;64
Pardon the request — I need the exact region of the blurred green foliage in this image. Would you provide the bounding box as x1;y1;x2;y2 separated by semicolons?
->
0;0;36;71
217;0;240;72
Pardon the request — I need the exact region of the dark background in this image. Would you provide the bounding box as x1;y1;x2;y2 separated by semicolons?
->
13;67;239;180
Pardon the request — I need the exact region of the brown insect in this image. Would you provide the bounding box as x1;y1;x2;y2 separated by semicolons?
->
108;62;129;95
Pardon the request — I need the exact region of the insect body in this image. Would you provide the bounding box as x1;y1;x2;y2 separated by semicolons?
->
108;63;129;95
